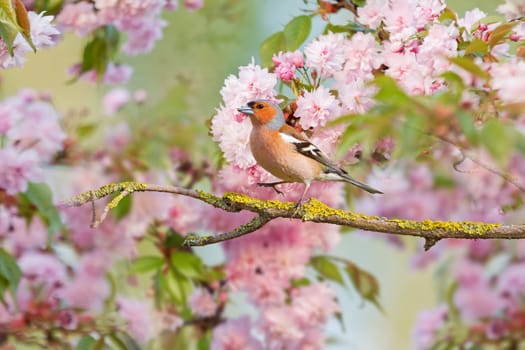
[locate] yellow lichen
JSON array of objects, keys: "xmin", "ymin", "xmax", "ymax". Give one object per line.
[
  {"xmin": 67, "ymin": 181, "xmax": 148, "ymax": 206},
  {"xmin": 389, "ymin": 218, "xmax": 500, "ymax": 236},
  {"xmin": 222, "ymin": 192, "xmax": 295, "ymax": 211},
  {"xmin": 301, "ymin": 198, "xmax": 381, "ymax": 222},
  {"xmin": 196, "ymin": 190, "xmax": 225, "ymax": 208}
]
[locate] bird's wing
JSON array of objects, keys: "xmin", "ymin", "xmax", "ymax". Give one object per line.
[
  {"xmin": 278, "ymin": 124, "xmax": 339, "ymax": 170},
  {"xmin": 278, "ymin": 124, "xmax": 383, "ymax": 194}
]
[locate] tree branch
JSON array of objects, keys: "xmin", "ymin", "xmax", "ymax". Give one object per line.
[{"xmin": 63, "ymin": 181, "xmax": 525, "ymax": 247}]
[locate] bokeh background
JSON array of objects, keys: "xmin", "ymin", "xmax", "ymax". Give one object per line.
[{"xmin": 3, "ymin": 0, "xmax": 503, "ymax": 348}]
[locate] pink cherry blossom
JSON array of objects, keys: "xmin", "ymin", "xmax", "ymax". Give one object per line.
[
  {"xmin": 62, "ymin": 274, "xmax": 110, "ymax": 310},
  {"xmin": 260, "ymin": 306, "xmax": 303, "ymax": 345},
  {"xmin": 120, "ymin": 17, "xmax": 168, "ymax": 55},
  {"xmin": 69, "ymin": 63, "xmax": 134, "ymax": 85},
  {"xmin": 95, "ymin": 0, "xmax": 166, "ymax": 23},
  {"xmin": 497, "ymin": 262, "xmax": 525, "ymax": 307},
  {"xmin": 294, "ymin": 86, "xmax": 342, "ymax": 129},
  {"xmin": 103, "ymin": 87, "xmax": 131, "ymax": 116},
  {"xmin": 304, "ymin": 32, "xmax": 347, "ymax": 78},
  {"xmin": 454, "ymin": 284, "xmax": 503, "ymax": 322},
  {"xmin": 357, "ymin": 0, "xmax": 387, "ymax": 29},
  {"xmin": 412, "ymin": 305, "xmax": 447, "ymax": 350},
  {"xmin": 7, "ymin": 99, "xmax": 66, "ymax": 161},
  {"xmin": 16, "ymin": 251, "xmax": 67, "ymax": 310},
  {"xmin": 0, "ymin": 148, "xmax": 41, "ymax": 195},
  {"xmin": 491, "ymin": 60, "xmax": 525, "ymax": 104},
  {"xmin": 272, "ymin": 50, "xmax": 304, "ymax": 82},
  {"xmin": 458, "ymin": 8, "xmax": 487, "ymax": 31},
  {"xmin": 184, "ymin": 0, "xmax": 204, "ymax": 11},
  {"xmin": 28, "ymin": 12, "xmax": 61, "ymax": 48},
  {"xmin": 291, "ymin": 282, "xmax": 340, "ymax": 327},
  {"xmin": 336, "ymin": 78, "xmax": 376, "ymax": 114},
  {"xmin": 498, "ymin": 0, "xmax": 525, "ymax": 20},
  {"xmin": 56, "ymin": 2, "xmax": 99, "ymax": 35},
  {"xmin": 211, "ymin": 316, "xmax": 263, "ymax": 350},
  {"xmin": 104, "ymin": 121, "xmax": 131, "ymax": 151},
  {"xmin": 340, "ymin": 32, "xmax": 382, "ymax": 81},
  {"xmin": 0, "ymin": 34, "xmax": 32, "ymax": 69},
  {"xmin": 189, "ymin": 288, "xmax": 217, "ymax": 317},
  {"xmin": 212, "ymin": 107, "xmax": 255, "ymax": 168},
  {"xmin": 9, "ymin": 216, "xmax": 47, "ymax": 254},
  {"xmin": 133, "ymin": 89, "xmax": 148, "ymax": 103},
  {"xmin": 117, "ymin": 297, "xmax": 154, "ymax": 344},
  {"xmin": 219, "ymin": 61, "xmax": 277, "ymax": 109}
]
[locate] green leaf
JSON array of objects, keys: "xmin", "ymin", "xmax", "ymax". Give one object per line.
[
  {"xmin": 283, "ymin": 15, "xmax": 311, "ymax": 51},
  {"xmin": 0, "ymin": 0, "xmax": 17, "ymax": 26},
  {"xmin": 323, "ymin": 23, "xmax": 350, "ymax": 34},
  {"xmin": 449, "ymin": 57, "xmax": 489, "ymax": 79},
  {"xmin": 335, "ymin": 123, "xmax": 366, "ymax": 158},
  {"xmin": 290, "ymin": 277, "xmax": 311, "ymax": 288},
  {"xmin": 260, "ymin": 31, "xmax": 285, "ymax": 67},
  {"xmin": 33, "ymin": 0, "xmax": 64, "ymax": 15},
  {"xmin": 440, "ymin": 71, "xmax": 465, "ymax": 91},
  {"xmin": 457, "ymin": 111, "xmax": 479, "ymax": 146},
  {"xmin": 0, "ymin": 0, "xmax": 20, "ymax": 55},
  {"xmin": 22, "ymin": 182, "xmax": 63, "ymax": 241},
  {"xmin": 373, "ymin": 76, "xmax": 413, "ymax": 107},
  {"xmin": 464, "ymin": 38, "xmax": 488, "ymax": 56},
  {"xmin": 396, "ymin": 113, "xmax": 428, "ymax": 159},
  {"xmin": 164, "ymin": 269, "xmax": 193, "ymax": 304},
  {"xmin": 488, "ymin": 22, "xmax": 518, "ymax": 48},
  {"xmin": 108, "ymin": 332, "xmax": 141, "ymax": 350},
  {"xmin": 0, "ymin": 248, "xmax": 21, "ymax": 302},
  {"xmin": 112, "ymin": 193, "xmax": 132, "ymax": 220},
  {"xmin": 76, "ymin": 335, "xmax": 96, "ymax": 350},
  {"xmin": 165, "ymin": 229, "xmax": 185, "ymax": 248},
  {"xmin": 438, "ymin": 7, "xmax": 457, "ymax": 23},
  {"xmin": 130, "ymin": 256, "xmax": 165, "ymax": 274},
  {"xmin": 310, "ymin": 256, "xmax": 344, "ymax": 286},
  {"xmin": 76, "ymin": 123, "xmax": 97, "ymax": 138},
  {"xmin": 343, "ymin": 259, "xmax": 382, "ymax": 311},
  {"xmin": 78, "ymin": 25, "xmax": 121, "ymax": 79},
  {"xmin": 197, "ymin": 334, "xmax": 211, "ymax": 350},
  {"xmin": 445, "ymin": 281, "xmax": 459, "ymax": 322},
  {"xmin": 139, "ymin": 139, "xmax": 169, "ymax": 169},
  {"xmin": 170, "ymin": 251, "xmax": 205, "ymax": 280},
  {"xmin": 480, "ymin": 119, "xmax": 515, "ymax": 167}
]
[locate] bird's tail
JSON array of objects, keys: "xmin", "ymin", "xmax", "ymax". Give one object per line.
[
  {"xmin": 339, "ymin": 172, "xmax": 383, "ymax": 194},
  {"xmin": 320, "ymin": 168, "xmax": 383, "ymax": 194}
]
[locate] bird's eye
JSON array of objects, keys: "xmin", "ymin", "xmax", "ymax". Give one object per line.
[{"xmin": 256, "ymin": 104, "xmax": 264, "ymax": 109}]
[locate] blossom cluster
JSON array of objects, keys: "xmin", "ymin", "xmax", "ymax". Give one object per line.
[
  {"xmin": 0, "ymin": 12, "xmax": 59, "ymax": 69},
  {"xmin": 3, "ymin": 0, "xmax": 203, "ymax": 83},
  {"xmin": 0, "ymin": 88, "xmax": 209, "ymax": 346}
]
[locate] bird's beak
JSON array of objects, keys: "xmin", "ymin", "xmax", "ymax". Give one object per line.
[{"xmin": 237, "ymin": 105, "xmax": 254, "ymax": 115}]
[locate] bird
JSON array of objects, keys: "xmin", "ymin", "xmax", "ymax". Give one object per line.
[{"xmin": 237, "ymin": 99, "xmax": 383, "ymax": 207}]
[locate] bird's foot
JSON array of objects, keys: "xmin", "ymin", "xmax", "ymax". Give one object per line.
[
  {"xmin": 292, "ymin": 201, "xmax": 303, "ymax": 218},
  {"xmin": 257, "ymin": 182, "xmax": 285, "ymax": 196}
]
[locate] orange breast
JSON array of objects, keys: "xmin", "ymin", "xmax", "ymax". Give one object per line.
[{"xmin": 249, "ymin": 126, "xmax": 322, "ymax": 183}]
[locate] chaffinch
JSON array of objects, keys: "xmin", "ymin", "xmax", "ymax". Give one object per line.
[{"xmin": 237, "ymin": 99, "xmax": 383, "ymax": 204}]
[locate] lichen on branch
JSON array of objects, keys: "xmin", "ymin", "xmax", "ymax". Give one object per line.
[{"xmin": 62, "ymin": 181, "xmax": 525, "ymax": 248}]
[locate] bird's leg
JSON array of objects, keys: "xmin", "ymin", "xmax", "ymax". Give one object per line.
[
  {"xmin": 256, "ymin": 181, "xmax": 289, "ymax": 195},
  {"xmin": 293, "ymin": 182, "xmax": 311, "ymax": 218}
]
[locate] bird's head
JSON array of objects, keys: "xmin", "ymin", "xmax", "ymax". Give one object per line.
[{"xmin": 237, "ymin": 100, "xmax": 285, "ymax": 130}]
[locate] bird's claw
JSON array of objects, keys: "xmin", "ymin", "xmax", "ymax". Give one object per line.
[
  {"xmin": 257, "ymin": 182, "xmax": 284, "ymax": 196},
  {"xmin": 292, "ymin": 201, "xmax": 303, "ymax": 218}
]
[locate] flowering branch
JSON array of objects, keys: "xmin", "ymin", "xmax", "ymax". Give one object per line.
[{"xmin": 63, "ymin": 181, "xmax": 525, "ymax": 248}]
